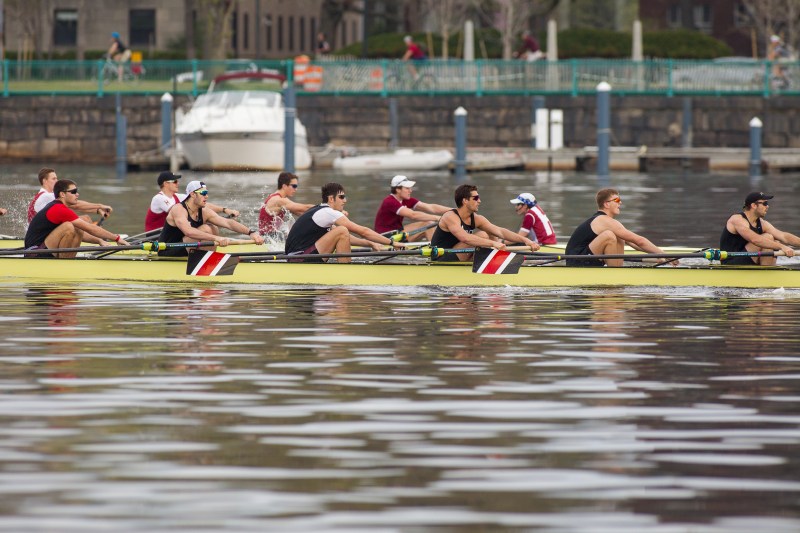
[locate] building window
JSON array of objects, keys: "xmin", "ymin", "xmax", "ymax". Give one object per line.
[
  {"xmin": 667, "ymin": 5, "xmax": 681, "ymax": 28},
  {"xmin": 278, "ymin": 16, "xmax": 283, "ymax": 51},
  {"xmin": 340, "ymin": 22, "xmax": 346, "ymax": 46},
  {"xmin": 53, "ymin": 9, "xmax": 78, "ymax": 46},
  {"xmin": 231, "ymin": 11, "xmax": 238, "ymax": 52},
  {"xmin": 266, "ymin": 14, "xmax": 272, "ymax": 51},
  {"xmin": 352, "ymin": 20, "xmax": 357, "ymax": 43},
  {"xmin": 693, "ymin": 4, "xmax": 711, "ymax": 31},
  {"xmin": 130, "ymin": 9, "xmax": 156, "ymax": 47},
  {"xmin": 244, "ymin": 13, "xmax": 249, "ymax": 49},
  {"xmin": 311, "ymin": 18, "xmax": 317, "ymax": 49},
  {"xmin": 289, "ymin": 16, "xmax": 294, "ymax": 51},
  {"xmin": 299, "ymin": 17, "xmax": 305, "ymax": 53}
]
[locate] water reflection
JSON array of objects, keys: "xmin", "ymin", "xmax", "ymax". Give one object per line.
[{"xmin": 1, "ymin": 285, "xmax": 800, "ymax": 530}]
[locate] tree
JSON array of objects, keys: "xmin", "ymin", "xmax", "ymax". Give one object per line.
[
  {"xmin": 4, "ymin": 0, "xmax": 52, "ymax": 59},
  {"xmin": 195, "ymin": 0, "xmax": 234, "ymax": 60},
  {"xmin": 741, "ymin": 0, "xmax": 800, "ymax": 56},
  {"xmin": 320, "ymin": 0, "xmax": 360, "ymax": 49},
  {"xmin": 491, "ymin": 0, "xmax": 558, "ymax": 59},
  {"xmin": 419, "ymin": 0, "xmax": 472, "ymax": 59}
]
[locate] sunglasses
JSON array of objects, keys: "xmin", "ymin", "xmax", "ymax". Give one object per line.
[
  {"xmin": 195, "ymin": 189, "xmax": 209, "ymax": 196},
  {"xmin": 470, "ymin": 194, "xmax": 480, "ymax": 201},
  {"xmin": 756, "ymin": 201, "xmax": 769, "ymax": 206},
  {"xmin": 608, "ymin": 197, "xmax": 622, "ymax": 204},
  {"xmin": 337, "ymin": 194, "xmax": 347, "ymax": 200},
  {"xmin": 166, "ymin": 179, "xmax": 179, "ymax": 184},
  {"xmin": 290, "ymin": 184, "xmax": 298, "ymax": 189},
  {"xmin": 65, "ymin": 188, "xmax": 79, "ymax": 195}
]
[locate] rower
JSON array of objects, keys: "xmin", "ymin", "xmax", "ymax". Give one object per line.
[
  {"xmin": 720, "ymin": 192, "xmax": 799, "ymax": 266},
  {"xmin": 29, "ymin": 167, "xmax": 113, "ymax": 245},
  {"xmin": 373, "ymin": 175, "xmax": 449, "ymax": 242},
  {"xmin": 258, "ymin": 172, "xmax": 313, "ymax": 236},
  {"xmin": 430, "ymin": 184, "xmax": 539, "ymax": 262},
  {"xmin": 145, "ymin": 171, "xmax": 238, "ymax": 232},
  {"xmin": 565, "ymin": 188, "xmax": 675, "ymax": 267},
  {"xmin": 509, "ymin": 192, "xmax": 557, "ymax": 245},
  {"xmin": 24, "ymin": 179, "xmax": 130, "ymax": 258},
  {"xmin": 157, "ymin": 180, "xmax": 263, "ymax": 256},
  {"xmin": 285, "ymin": 182, "xmax": 400, "ymax": 263}
]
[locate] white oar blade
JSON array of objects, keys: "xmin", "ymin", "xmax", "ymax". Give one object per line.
[
  {"xmin": 186, "ymin": 251, "xmax": 239, "ymax": 276},
  {"xmin": 472, "ymin": 248, "xmax": 524, "ymax": 274}
]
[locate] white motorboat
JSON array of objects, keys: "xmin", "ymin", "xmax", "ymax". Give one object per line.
[
  {"xmin": 175, "ymin": 71, "xmax": 312, "ymax": 171},
  {"xmin": 332, "ymin": 148, "xmax": 453, "ymax": 171}
]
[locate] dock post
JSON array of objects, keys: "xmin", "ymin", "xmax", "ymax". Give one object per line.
[
  {"xmin": 681, "ymin": 97, "xmax": 692, "ymax": 148},
  {"xmin": 115, "ymin": 93, "xmax": 127, "ymax": 179},
  {"xmin": 160, "ymin": 92, "xmax": 173, "ymax": 154},
  {"xmin": 284, "ymin": 84, "xmax": 296, "ymax": 173},
  {"xmin": 532, "ymin": 96, "xmax": 545, "ymax": 148},
  {"xmin": 749, "ymin": 117, "xmax": 762, "ymax": 178},
  {"xmin": 389, "ymin": 97, "xmax": 399, "ymax": 148},
  {"xmin": 454, "ymin": 106, "xmax": 468, "ymax": 182},
  {"xmin": 596, "ymin": 82, "xmax": 611, "ymax": 178}
]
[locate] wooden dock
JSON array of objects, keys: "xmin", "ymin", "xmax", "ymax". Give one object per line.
[{"xmin": 523, "ymin": 147, "xmax": 800, "ymax": 174}]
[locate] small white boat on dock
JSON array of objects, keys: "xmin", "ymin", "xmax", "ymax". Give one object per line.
[{"xmin": 332, "ymin": 149, "xmax": 453, "ymax": 171}]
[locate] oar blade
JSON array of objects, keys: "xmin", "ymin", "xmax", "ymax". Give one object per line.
[
  {"xmin": 186, "ymin": 251, "xmax": 240, "ymax": 276},
  {"xmin": 472, "ymin": 248, "xmax": 524, "ymax": 274}
]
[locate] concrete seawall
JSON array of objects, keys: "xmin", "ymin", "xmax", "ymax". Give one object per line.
[{"xmin": 0, "ymin": 94, "xmax": 798, "ymax": 166}]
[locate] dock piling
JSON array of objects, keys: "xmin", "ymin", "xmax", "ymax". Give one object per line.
[
  {"xmin": 454, "ymin": 106, "xmax": 468, "ymax": 182},
  {"xmin": 596, "ymin": 82, "xmax": 611, "ymax": 178},
  {"xmin": 749, "ymin": 117, "xmax": 762, "ymax": 178},
  {"xmin": 284, "ymin": 85, "xmax": 296, "ymax": 173}
]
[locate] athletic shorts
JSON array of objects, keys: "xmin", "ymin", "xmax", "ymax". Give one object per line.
[
  {"xmin": 24, "ymin": 244, "xmax": 54, "ymax": 259},
  {"xmin": 287, "ymin": 245, "xmax": 322, "ymax": 263},
  {"xmin": 565, "ymin": 246, "xmax": 604, "ymax": 267}
]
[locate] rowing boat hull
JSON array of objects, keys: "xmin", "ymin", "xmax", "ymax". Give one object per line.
[{"xmin": 0, "ymin": 256, "xmax": 797, "ymax": 288}]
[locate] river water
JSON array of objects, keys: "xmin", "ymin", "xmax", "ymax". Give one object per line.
[{"xmin": 1, "ymin": 165, "xmax": 800, "ymax": 531}]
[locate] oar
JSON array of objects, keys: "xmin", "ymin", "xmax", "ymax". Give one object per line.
[
  {"xmin": 235, "ymin": 248, "xmax": 442, "ymax": 262},
  {"xmin": 513, "ymin": 249, "xmax": 790, "ymax": 262},
  {"xmin": 0, "ymin": 241, "xmax": 226, "ymax": 257},
  {"xmin": 381, "ymin": 221, "xmax": 439, "ymax": 241}
]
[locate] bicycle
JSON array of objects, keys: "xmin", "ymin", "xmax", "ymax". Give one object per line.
[
  {"xmin": 96, "ymin": 56, "xmax": 145, "ymax": 85},
  {"xmin": 384, "ymin": 60, "xmax": 436, "ymax": 92}
]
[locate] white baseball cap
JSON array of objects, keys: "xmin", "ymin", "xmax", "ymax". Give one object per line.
[
  {"xmin": 391, "ymin": 175, "xmax": 416, "ymax": 188},
  {"xmin": 186, "ymin": 180, "xmax": 206, "ymax": 194},
  {"xmin": 771, "ymin": 35, "xmax": 781, "ymax": 43},
  {"xmin": 510, "ymin": 193, "xmax": 536, "ymax": 206}
]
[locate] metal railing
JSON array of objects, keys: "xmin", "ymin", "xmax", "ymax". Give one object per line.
[{"xmin": 0, "ymin": 58, "xmax": 797, "ymax": 98}]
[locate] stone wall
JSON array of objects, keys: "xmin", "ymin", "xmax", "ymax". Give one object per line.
[{"xmin": 0, "ymin": 94, "xmax": 798, "ymax": 164}]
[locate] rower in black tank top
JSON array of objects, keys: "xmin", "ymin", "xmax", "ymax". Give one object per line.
[
  {"xmin": 158, "ymin": 199, "xmax": 205, "ymax": 257},
  {"xmin": 430, "ymin": 209, "xmax": 476, "ymax": 261},
  {"xmin": 565, "ymin": 211, "xmax": 606, "ymax": 267},
  {"xmin": 720, "ymin": 212, "xmax": 763, "ymax": 265}
]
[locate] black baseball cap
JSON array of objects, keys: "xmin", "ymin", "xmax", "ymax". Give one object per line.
[
  {"xmin": 157, "ymin": 171, "xmax": 181, "ymax": 186},
  {"xmin": 744, "ymin": 192, "xmax": 773, "ymax": 207}
]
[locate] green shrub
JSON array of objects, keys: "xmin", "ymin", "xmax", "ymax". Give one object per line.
[
  {"xmin": 643, "ymin": 29, "xmax": 732, "ymax": 58},
  {"xmin": 334, "ymin": 29, "xmax": 504, "ymax": 59}
]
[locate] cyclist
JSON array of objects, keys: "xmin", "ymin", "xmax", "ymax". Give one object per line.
[
  {"xmin": 401, "ymin": 35, "xmax": 427, "ymax": 79},
  {"xmin": 107, "ymin": 32, "xmax": 131, "ymax": 82},
  {"xmin": 513, "ymin": 30, "xmax": 544, "ymax": 62},
  {"xmin": 768, "ymin": 35, "xmax": 791, "ymax": 89}
]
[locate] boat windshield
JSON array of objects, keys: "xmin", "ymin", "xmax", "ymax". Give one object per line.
[{"xmin": 192, "ymin": 91, "xmax": 282, "ymax": 109}]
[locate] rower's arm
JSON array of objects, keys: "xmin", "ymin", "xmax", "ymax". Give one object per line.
[
  {"xmin": 415, "ymin": 201, "xmax": 450, "ymax": 216},
  {"xmin": 337, "ymin": 217, "xmax": 394, "ymax": 246},
  {"xmin": 205, "ymin": 210, "xmax": 264, "ymax": 244},
  {"xmin": 73, "ymin": 200, "xmax": 112, "ymax": 216},
  {"xmin": 731, "ymin": 217, "xmax": 786, "ymax": 251},
  {"xmin": 763, "ymin": 220, "xmax": 800, "ymax": 248},
  {"xmin": 72, "ymin": 218, "xmax": 129, "ymax": 245},
  {"xmin": 283, "ymin": 199, "xmax": 314, "ymax": 216},
  {"xmin": 397, "ymin": 205, "xmax": 439, "ymax": 222},
  {"xmin": 477, "ymin": 217, "xmax": 538, "ymax": 249}
]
